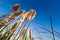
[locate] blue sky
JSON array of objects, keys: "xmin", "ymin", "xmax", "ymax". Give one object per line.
[{"xmin": 0, "ymin": 0, "xmax": 60, "ymax": 40}]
